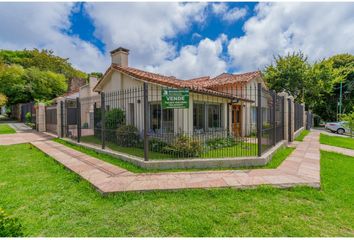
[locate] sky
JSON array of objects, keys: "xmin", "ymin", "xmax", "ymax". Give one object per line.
[{"xmin": 0, "ymin": 2, "xmax": 354, "ymax": 79}]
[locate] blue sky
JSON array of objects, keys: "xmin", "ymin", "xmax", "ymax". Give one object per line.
[
  {"xmin": 1, "ymin": 2, "xmax": 353, "ymax": 79},
  {"xmin": 68, "ymin": 2, "xmax": 257, "ymax": 57}
]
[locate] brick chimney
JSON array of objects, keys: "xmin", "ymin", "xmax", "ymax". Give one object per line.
[{"xmin": 110, "ymin": 47, "xmax": 129, "ymax": 67}]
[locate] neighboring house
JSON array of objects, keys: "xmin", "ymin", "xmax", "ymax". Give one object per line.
[
  {"xmin": 79, "ymin": 76, "xmax": 99, "ymax": 129},
  {"xmin": 93, "ymin": 47, "xmax": 264, "ymax": 138}
]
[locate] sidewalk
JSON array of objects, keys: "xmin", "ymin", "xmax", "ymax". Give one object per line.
[{"xmin": 1, "ymin": 128, "xmax": 321, "ymax": 193}]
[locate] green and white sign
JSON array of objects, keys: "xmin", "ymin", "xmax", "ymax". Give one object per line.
[{"xmin": 161, "ymin": 88, "xmax": 189, "ymax": 109}]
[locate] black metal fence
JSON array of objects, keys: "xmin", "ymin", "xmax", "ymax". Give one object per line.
[
  {"xmin": 306, "ymin": 111, "xmax": 313, "ymax": 130},
  {"xmin": 294, "ymin": 102, "xmax": 304, "ymax": 132},
  {"xmin": 20, "ymin": 102, "xmax": 36, "ymax": 124},
  {"xmin": 45, "ymin": 104, "xmax": 57, "ymax": 134},
  {"xmin": 61, "ymin": 83, "xmax": 295, "ymax": 161}
]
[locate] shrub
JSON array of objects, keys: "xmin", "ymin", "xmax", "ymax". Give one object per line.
[
  {"xmin": 116, "ymin": 125, "xmax": 140, "ymax": 147},
  {"xmin": 25, "ymin": 112, "xmax": 31, "ymax": 123},
  {"xmin": 105, "ymin": 108, "xmax": 125, "ymax": 129},
  {"xmin": 105, "ymin": 108, "xmax": 125, "ymax": 142},
  {"xmin": 205, "ymin": 136, "xmax": 236, "ymax": 150},
  {"xmin": 0, "ymin": 208, "xmax": 23, "ymax": 237},
  {"xmin": 149, "ymin": 138, "xmax": 169, "ymax": 152},
  {"xmin": 163, "ymin": 134, "xmax": 203, "ymax": 157}
]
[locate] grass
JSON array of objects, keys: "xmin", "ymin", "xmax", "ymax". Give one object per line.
[
  {"xmin": 54, "ymin": 138, "xmax": 293, "ymax": 173},
  {"xmin": 294, "ymin": 130, "xmax": 310, "ymax": 141},
  {"xmin": 80, "ymin": 136, "xmax": 173, "ymax": 159},
  {"xmin": 320, "ymin": 133, "xmax": 354, "ymax": 150},
  {"xmin": 0, "ymin": 124, "xmax": 15, "ymax": 134},
  {"xmin": 0, "ymin": 144, "xmax": 353, "ymax": 236},
  {"xmin": 80, "ymin": 135, "xmax": 259, "ymax": 160}
]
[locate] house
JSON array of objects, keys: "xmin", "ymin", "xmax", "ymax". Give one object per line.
[{"xmin": 93, "ymin": 47, "xmax": 265, "ymax": 139}]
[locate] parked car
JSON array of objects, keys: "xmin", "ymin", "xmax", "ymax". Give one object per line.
[{"xmin": 325, "ymin": 121, "xmax": 349, "ymax": 134}]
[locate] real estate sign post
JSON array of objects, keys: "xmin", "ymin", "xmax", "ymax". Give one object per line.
[{"xmin": 162, "ymin": 89, "xmax": 189, "ymax": 109}]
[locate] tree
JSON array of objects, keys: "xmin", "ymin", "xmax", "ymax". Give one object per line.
[
  {"xmin": 341, "ymin": 109, "xmax": 354, "ymax": 138},
  {"xmin": 0, "ymin": 49, "xmax": 87, "ymax": 80},
  {"xmin": 0, "ymin": 94, "xmax": 7, "ymax": 107},
  {"xmin": 0, "ymin": 64, "xmax": 67, "ymax": 105},
  {"xmin": 311, "ymin": 54, "xmax": 354, "ymax": 121},
  {"xmin": 263, "ymin": 52, "xmax": 311, "ymax": 102}
]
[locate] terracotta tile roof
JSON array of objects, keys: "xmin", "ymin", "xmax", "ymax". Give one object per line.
[
  {"xmin": 112, "ymin": 65, "xmax": 252, "ymax": 100},
  {"xmin": 94, "ymin": 64, "xmax": 254, "ymax": 102},
  {"xmin": 186, "ymin": 71, "xmax": 262, "ymax": 88}
]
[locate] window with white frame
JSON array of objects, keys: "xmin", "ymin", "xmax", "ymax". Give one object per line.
[
  {"xmin": 149, "ymin": 103, "xmax": 174, "ymax": 133},
  {"xmin": 193, "ymin": 102, "xmax": 222, "ymax": 132}
]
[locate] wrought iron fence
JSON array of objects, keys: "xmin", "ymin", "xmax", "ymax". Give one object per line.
[
  {"xmin": 45, "ymin": 104, "xmax": 57, "ymax": 134},
  {"xmin": 294, "ymin": 102, "xmax": 304, "ymax": 131},
  {"xmin": 20, "ymin": 102, "xmax": 36, "ymax": 124},
  {"xmin": 62, "ymin": 83, "xmax": 289, "ymax": 160}
]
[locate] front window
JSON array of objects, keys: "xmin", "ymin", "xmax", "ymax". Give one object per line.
[
  {"xmin": 208, "ymin": 104, "xmax": 221, "ymax": 129},
  {"xmin": 149, "ymin": 103, "xmax": 174, "ymax": 133},
  {"xmin": 193, "ymin": 102, "xmax": 222, "ymax": 132}
]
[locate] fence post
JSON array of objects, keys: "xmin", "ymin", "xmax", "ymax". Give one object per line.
[
  {"xmin": 272, "ymin": 90, "xmax": 276, "ymax": 146},
  {"xmin": 76, "ymin": 97, "xmax": 81, "ymax": 143},
  {"xmin": 288, "ymin": 98, "xmax": 293, "ymax": 142},
  {"xmin": 143, "ymin": 83, "xmax": 149, "ymax": 161},
  {"xmin": 101, "ymin": 92, "xmax": 106, "ymax": 149},
  {"xmin": 257, "ymin": 83, "xmax": 262, "ymax": 157},
  {"xmin": 60, "ymin": 101, "xmax": 64, "ymax": 138}
]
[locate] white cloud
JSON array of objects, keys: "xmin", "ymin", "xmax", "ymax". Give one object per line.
[
  {"xmin": 146, "ymin": 35, "xmax": 227, "ymax": 79},
  {"xmin": 85, "ymin": 2, "xmax": 207, "ymax": 69},
  {"xmin": 228, "ymin": 2, "xmax": 354, "ymax": 72},
  {"xmin": 212, "ymin": 3, "xmax": 247, "ymax": 23},
  {"xmin": 0, "ymin": 3, "xmax": 107, "ymax": 73}
]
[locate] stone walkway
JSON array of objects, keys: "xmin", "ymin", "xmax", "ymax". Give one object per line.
[
  {"xmin": 0, "ymin": 124, "xmax": 323, "ymax": 193},
  {"xmin": 320, "ymin": 144, "xmax": 354, "ymax": 157}
]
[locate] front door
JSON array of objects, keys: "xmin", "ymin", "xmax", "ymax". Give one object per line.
[{"xmin": 232, "ymin": 105, "xmax": 242, "ymax": 136}]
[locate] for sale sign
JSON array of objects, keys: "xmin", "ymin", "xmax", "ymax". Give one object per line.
[{"xmin": 161, "ymin": 89, "xmax": 189, "ymax": 109}]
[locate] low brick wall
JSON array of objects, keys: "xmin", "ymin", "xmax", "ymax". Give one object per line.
[{"xmin": 62, "ymin": 138, "xmax": 287, "ymax": 170}]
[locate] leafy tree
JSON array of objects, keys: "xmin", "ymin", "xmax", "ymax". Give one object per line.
[
  {"xmin": 89, "ymin": 72, "xmax": 103, "ymax": 78},
  {"xmin": 0, "ymin": 64, "xmax": 28, "ymax": 105},
  {"xmin": 0, "ymin": 94, "xmax": 7, "ymax": 107},
  {"xmin": 341, "ymin": 109, "xmax": 354, "ymax": 138},
  {"xmin": 264, "ymin": 52, "xmax": 311, "ymax": 102},
  {"xmin": 312, "ymin": 54, "xmax": 354, "ymax": 121},
  {"xmin": 0, "ymin": 64, "xmax": 67, "ymax": 105},
  {"xmin": 0, "ymin": 49, "xmax": 87, "ymax": 80}
]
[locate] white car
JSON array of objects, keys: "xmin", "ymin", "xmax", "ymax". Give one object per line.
[{"xmin": 325, "ymin": 121, "xmax": 349, "ymax": 135}]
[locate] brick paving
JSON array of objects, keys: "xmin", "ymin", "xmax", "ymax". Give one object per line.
[{"xmin": 1, "ymin": 126, "xmax": 323, "ymax": 193}]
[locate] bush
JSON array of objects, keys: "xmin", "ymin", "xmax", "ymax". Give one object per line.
[
  {"xmin": 149, "ymin": 138, "xmax": 169, "ymax": 152},
  {"xmin": 25, "ymin": 112, "xmax": 31, "ymax": 123},
  {"xmin": 163, "ymin": 134, "xmax": 203, "ymax": 158},
  {"xmin": 205, "ymin": 137, "xmax": 236, "ymax": 150},
  {"xmin": 116, "ymin": 125, "xmax": 140, "ymax": 147},
  {"xmin": 105, "ymin": 108, "xmax": 125, "ymax": 142},
  {"xmin": 82, "ymin": 122, "xmax": 89, "ymax": 129},
  {"xmin": 0, "ymin": 208, "xmax": 23, "ymax": 237},
  {"xmin": 105, "ymin": 108, "xmax": 125, "ymax": 129}
]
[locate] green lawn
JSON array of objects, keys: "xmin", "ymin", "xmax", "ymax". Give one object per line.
[
  {"xmin": 320, "ymin": 133, "xmax": 354, "ymax": 150},
  {"xmin": 80, "ymin": 135, "xmax": 259, "ymax": 160},
  {"xmin": 295, "ymin": 130, "xmax": 310, "ymax": 141},
  {"xmin": 0, "ymin": 124, "xmax": 15, "ymax": 134},
  {"xmin": 80, "ymin": 136, "xmax": 173, "ymax": 159},
  {"xmin": 54, "ymin": 138, "xmax": 294, "ymax": 173},
  {"xmin": 0, "ymin": 144, "xmax": 353, "ymax": 236}
]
